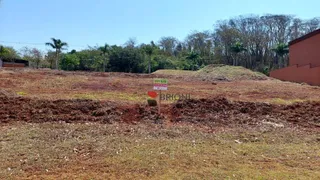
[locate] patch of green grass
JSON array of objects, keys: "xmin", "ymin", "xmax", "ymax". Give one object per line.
[
  {"xmin": 72, "ymin": 92, "xmax": 145, "ymax": 102},
  {"xmin": 16, "ymin": 91, "xmax": 27, "ymax": 96},
  {"xmin": 103, "ymin": 92, "xmax": 144, "ymax": 102},
  {"xmin": 152, "ymin": 69, "xmax": 195, "ymax": 76},
  {"xmin": 270, "ymin": 98, "xmax": 305, "ymax": 105}
]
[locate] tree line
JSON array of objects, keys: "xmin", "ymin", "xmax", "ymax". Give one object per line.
[{"xmin": 1, "ymin": 14, "xmax": 319, "ymax": 74}]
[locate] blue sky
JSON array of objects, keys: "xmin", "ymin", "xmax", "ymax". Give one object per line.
[{"xmin": 1, "ymin": 0, "xmax": 319, "ymax": 51}]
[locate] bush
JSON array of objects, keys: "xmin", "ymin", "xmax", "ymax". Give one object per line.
[{"xmin": 147, "ymin": 99, "xmax": 157, "ymax": 106}]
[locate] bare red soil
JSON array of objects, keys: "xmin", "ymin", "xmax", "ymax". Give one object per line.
[
  {"xmin": 1, "ymin": 91, "xmax": 319, "ymax": 130},
  {"xmin": 172, "ymin": 97, "xmax": 320, "ymax": 129}
]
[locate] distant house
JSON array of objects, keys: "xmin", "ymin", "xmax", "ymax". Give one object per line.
[
  {"xmin": 0, "ymin": 58, "xmax": 29, "ymax": 68},
  {"xmin": 270, "ymin": 29, "xmax": 320, "ymax": 85}
]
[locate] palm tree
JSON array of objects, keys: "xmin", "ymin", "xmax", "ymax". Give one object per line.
[
  {"xmin": 98, "ymin": 43, "xmax": 111, "ymax": 72},
  {"xmin": 45, "ymin": 38, "xmax": 68, "ymax": 69},
  {"xmin": 230, "ymin": 42, "xmax": 247, "ymax": 66},
  {"xmin": 272, "ymin": 43, "xmax": 289, "ymax": 68},
  {"xmin": 143, "ymin": 44, "xmax": 154, "ymax": 73},
  {"xmin": 186, "ymin": 51, "xmax": 200, "ymax": 70}
]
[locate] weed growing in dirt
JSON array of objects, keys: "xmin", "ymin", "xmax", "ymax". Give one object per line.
[
  {"xmin": 16, "ymin": 91, "xmax": 27, "ymax": 96},
  {"xmin": 270, "ymin": 98, "xmax": 305, "ymax": 104}
]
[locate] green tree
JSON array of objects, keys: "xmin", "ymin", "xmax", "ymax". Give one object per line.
[
  {"xmin": 0, "ymin": 45, "xmax": 20, "ymax": 62},
  {"xmin": 185, "ymin": 31, "xmax": 212, "ymax": 62},
  {"xmin": 108, "ymin": 46, "xmax": 144, "ymax": 73},
  {"xmin": 98, "ymin": 44, "xmax": 111, "ymax": 72},
  {"xmin": 142, "ymin": 44, "xmax": 154, "ymax": 73},
  {"xmin": 69, "ymin": 49, "xmax": 77, "ymax": 54},
  {"xmin": 0, "ymin": 45, "xmax": 9, "ymax": 58},
  {"xmin": 186, "ymin": 51, "xmax": 201, "ymax": 70},
  {"xmin": 272, "ymin": 43, "xmax": 289, "ymax": 68},
  {"xmin": 60, "ymin": 54, "xmax": 80, "ymax": 70},
  {"xmin": 75, "ymin": 48, "xmax": 104, "ymax": 71},
  {"xmin": 45, "ymin": 51, "xmax": 56, "ymax": 69},
  {"xmin": 45, "ymin": 38, "xmax": 68, "ymax": 69},
  {"xmin": 230, "ymin": 42, "xmax": 247, "ymax": 66}
]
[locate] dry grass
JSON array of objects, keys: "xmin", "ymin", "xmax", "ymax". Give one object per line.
[
  {"xmin": 196, "ymin": 65, "xmax": 267, "ymax": 81},
  {"xmin": 0, "ymin": 123, "xmax": 319, "ymax": 179},
  {"xmin": 153, "ymin": 65, "xmax": 267, "ymax": 81},
  {"xmin": 153, "ymin": 69, "xmax": 195, "ymax": 76}
]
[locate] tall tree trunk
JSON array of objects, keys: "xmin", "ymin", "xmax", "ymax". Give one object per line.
[
  {"xmin": 148, "ymin": 57, "xmax": 151, "ymax": 74},
  {"xmin": 55, "ymin": 50, "xmax": 59, "ymax": 70},
  {"xmin": 280, "ymin": 55, "xmax": 285, "ymax": 68},
  {"xmin": 232, "ymin": 54, "xmax": 236, "ymax": 66},
  {"xmin": 103, "ymin": 56, "xmax": 106, "ymax": 72},
  {"xmin": 275, "ymin": 55, "xmax": 279, "ymax": 69}
]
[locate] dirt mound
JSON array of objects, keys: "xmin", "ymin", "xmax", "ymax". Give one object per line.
[
  {"xmin": 153, "ymin": 64, "xmax": 268, "ymax": 82},
  {"xmin": 172, "ymin": 97, "xmax": 320, "ymax": 128},
  {"xmin": 196, "ymin": 64, "xmax": 267, "ymax": 81},
  {"xmin": 1, "ymin": 92, "xmax": 319, "ymax": 129},
  {"xmin": 0, "ymin": 94, "xmax": 157, "ymax": 124}
]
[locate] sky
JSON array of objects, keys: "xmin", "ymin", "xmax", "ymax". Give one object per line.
[{"xmin": 1, "ymin": 0, "xmax": 319, "ymax": 52}]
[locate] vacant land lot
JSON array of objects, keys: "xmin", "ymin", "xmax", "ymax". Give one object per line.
[
  {"xmin": 1, "ymin": 68, "xmax": 320, "ymax": 104},
  {"xmin": 0, "ymin": 68, "xmax": 319, "ymax": 179}
]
